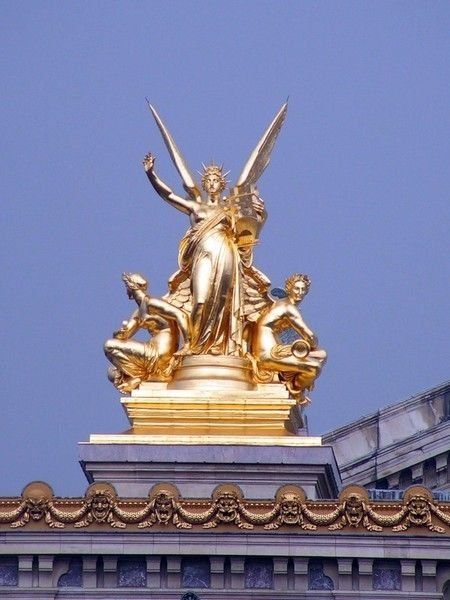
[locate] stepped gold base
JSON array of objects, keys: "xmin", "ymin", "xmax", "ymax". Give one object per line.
[
  {"xmin": 113, "ymin": 379, "xmax": 309, "ymax": 442},
  {"xmin": 95, "ymin": 356, "xmax": 316, "ymax": 445}
]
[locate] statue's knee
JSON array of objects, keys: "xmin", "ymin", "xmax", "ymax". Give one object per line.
[{"xmin": 104, "ymin": 339, "xmax": 119, "ymax": 355}]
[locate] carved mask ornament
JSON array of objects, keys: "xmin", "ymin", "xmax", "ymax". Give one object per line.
[
  {"xmin": 280, "ymin": 493, "xmax": 302, "ymax": 524},
  {"xmin": 344, "ymin": 493, "xmax": 365, "ymax": 527}
]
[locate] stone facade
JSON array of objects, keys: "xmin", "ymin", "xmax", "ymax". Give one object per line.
[
  {"xmin": 79, "ymin": 442, "xmax": 341, "ymax": 500},
  {"xmin": 1, "ymin": 477, "xmax": 450, "ymax": 598},
  {"xmin": 1, "ymin": 532, "xmax": 450, "ymax": 598},
  {"xmin": 2, "ymin": 381, "xmax": 450, "ymax": 598},
  {"xmin": 324, "ymin": 381, "xmax": 450, "ymax": 492}
]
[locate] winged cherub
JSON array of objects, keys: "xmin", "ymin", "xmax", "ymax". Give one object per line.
[
  {"xmin": 249, "ymin": 274, "xmax": 327, "ymax": 404},
  {"xmin": 104, "ymin": 273, "xmax": 190, "ymax": 392}
]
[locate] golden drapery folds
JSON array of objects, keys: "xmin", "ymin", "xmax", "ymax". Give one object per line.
[
  {"xmin": 170, "ymin": 206, "xmax": 242, "ymax": 356},
  {"xmin": 104, "ymin": 103, "xmax": 327, "ymax": 407}
]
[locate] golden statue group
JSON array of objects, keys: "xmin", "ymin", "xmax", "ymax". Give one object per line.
[{"xmin": 104, "ymin": 104, "xmax": 326, "ymax": 406}]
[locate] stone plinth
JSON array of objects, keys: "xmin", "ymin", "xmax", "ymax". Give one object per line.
[
  {"xmin": 80, "ymin": 381, "xmax": 340, "ymax": 500},
  {"xmin": 79, "ymin": 441, "xmax": 340, "ymax": 500}
]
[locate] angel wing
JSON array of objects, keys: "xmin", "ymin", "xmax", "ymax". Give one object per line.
[
  {"xmin": 163, "ymin": 269, "xmax": 193, "ymax": 314},
  {"xmin": 241, "ymin": 266, "xmax": 273, "ymax": 322},
  {"xmin": 235, "ymin": 102, "xmax": 288, "ymax": 189},
  {"xmin": 147, "ymin": 102, "xmax": 201, "ymax": 200},
  {"xmin": 164, "ymin": 264, "xmax": 273, "ymax": 323}
]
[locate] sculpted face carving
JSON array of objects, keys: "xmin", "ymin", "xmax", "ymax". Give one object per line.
[
  {"xmin": 407, "ymin": 495, "xmax": 430, "ymax": 525},
  {"xmin": 201, "ymin": 166, "xmax": 226, "ymax": 195},
  {"xmin": 90, "ymin": 491, "xmax": 114, "ymax": 522},
  {"xmin": 3, "ymin": 482, "xmax": 446, "ymax": 533},
  {"xmin": 154, "ymin": 492, "xmax": 175, "ymax": 524},
  {"xmin": 26, "ymin": 496, "xmax": 48, "ymax": 521},
  {"xmin": 280, "ymin": 493, "xmax": 302, "ymax": 524},
  {"xmin": 344, "ymin": 493, "xmax": 365, "ymax": 526},
  {"xmin": 216, "ymin": 492, "xmax": 239, "ymax": 522}
]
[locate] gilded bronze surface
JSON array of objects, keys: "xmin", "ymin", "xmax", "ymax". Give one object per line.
[
  {"xmin": 115, "ymin": 381, "xmax": 312, "ymax": 441},
  {"xmin": 104, "ymin": 273, "xmax": 190, "ymax": 391},
  {"xmin": 1, "ymin": 482, "xmax": 448, "ymax": 535},
  {"xmin": 104, "ymin": 104, "xmax": 327, "ymax": 424}
]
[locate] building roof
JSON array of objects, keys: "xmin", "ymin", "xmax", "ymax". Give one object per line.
[{"xmin": 323, "ymin": 381, "xmax": 450, "ymax": 489}]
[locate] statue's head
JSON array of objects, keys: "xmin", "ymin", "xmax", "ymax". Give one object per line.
[
  {"xmin": 122, "ymin": 273, "xmax": 148, "ymax": 298},
  {"xmin": 200, "ymin": 164, "xmax": 227, "ymax": 195},
  {"xmin": 285, "ymin": 273, "xmax": 311, "ymax": 302}
]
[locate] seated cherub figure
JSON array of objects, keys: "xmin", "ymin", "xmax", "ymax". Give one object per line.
[
  {"xmin": 250, "ymin": 273, "xmax": 326, "ymax": 404},
  {"xmin": 104, "ymin": 273, "xmax": 190, "ymax": 392}
]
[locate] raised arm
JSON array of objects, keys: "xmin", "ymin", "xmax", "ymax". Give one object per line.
[{"xmin": 143, "ymin": 153, "xmax": 200, "ymax": 215}]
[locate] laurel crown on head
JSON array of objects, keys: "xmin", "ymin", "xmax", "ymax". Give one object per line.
[{"xmin": 285, "ymin": 273, "xmax": 311, "ymax": 296}]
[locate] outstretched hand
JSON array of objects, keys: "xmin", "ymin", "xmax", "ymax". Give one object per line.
[{"xmin": 143, "ymin": 152, "xmax": 155, "ymax": 172}]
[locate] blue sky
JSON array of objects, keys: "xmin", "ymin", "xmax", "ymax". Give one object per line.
[{"xmin": 1, "ymin": 1, "xmax": 449, "ymax": 495}]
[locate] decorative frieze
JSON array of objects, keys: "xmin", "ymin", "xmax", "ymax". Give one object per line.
[{"xmin": 1, "ymin": 480, "xmax": 450, "ymax": 535}]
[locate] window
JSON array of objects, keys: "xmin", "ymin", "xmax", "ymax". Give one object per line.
[
  {"xmin": 57, "ymin": 557, "xmax": 82, "ymax": 588},
  {"xmin": 0, "ymin": 557, "xmax": 18, "ymax": 587},
  {"xmin": 181, "ymin": 557, "xmax": 210, "ymax": 589},
  {"xmin": 117, "ymin": 556, "xmax": 146, "ymax": 588},
  {"xmin": 373, "ymin": 560, "xmax": 401, "ymax": 591},
  {"xmin": 308, "ymin": 559, "xmax": 334, "ymax": 590},
  {"xmin": 244, "ymin": 557, "xmax": 273, "ymax": 589}
]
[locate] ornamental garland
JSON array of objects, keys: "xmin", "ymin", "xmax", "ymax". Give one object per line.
[{"xmin": 0, "ymin": 481, "xmax": 446, "ymax": 534}]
